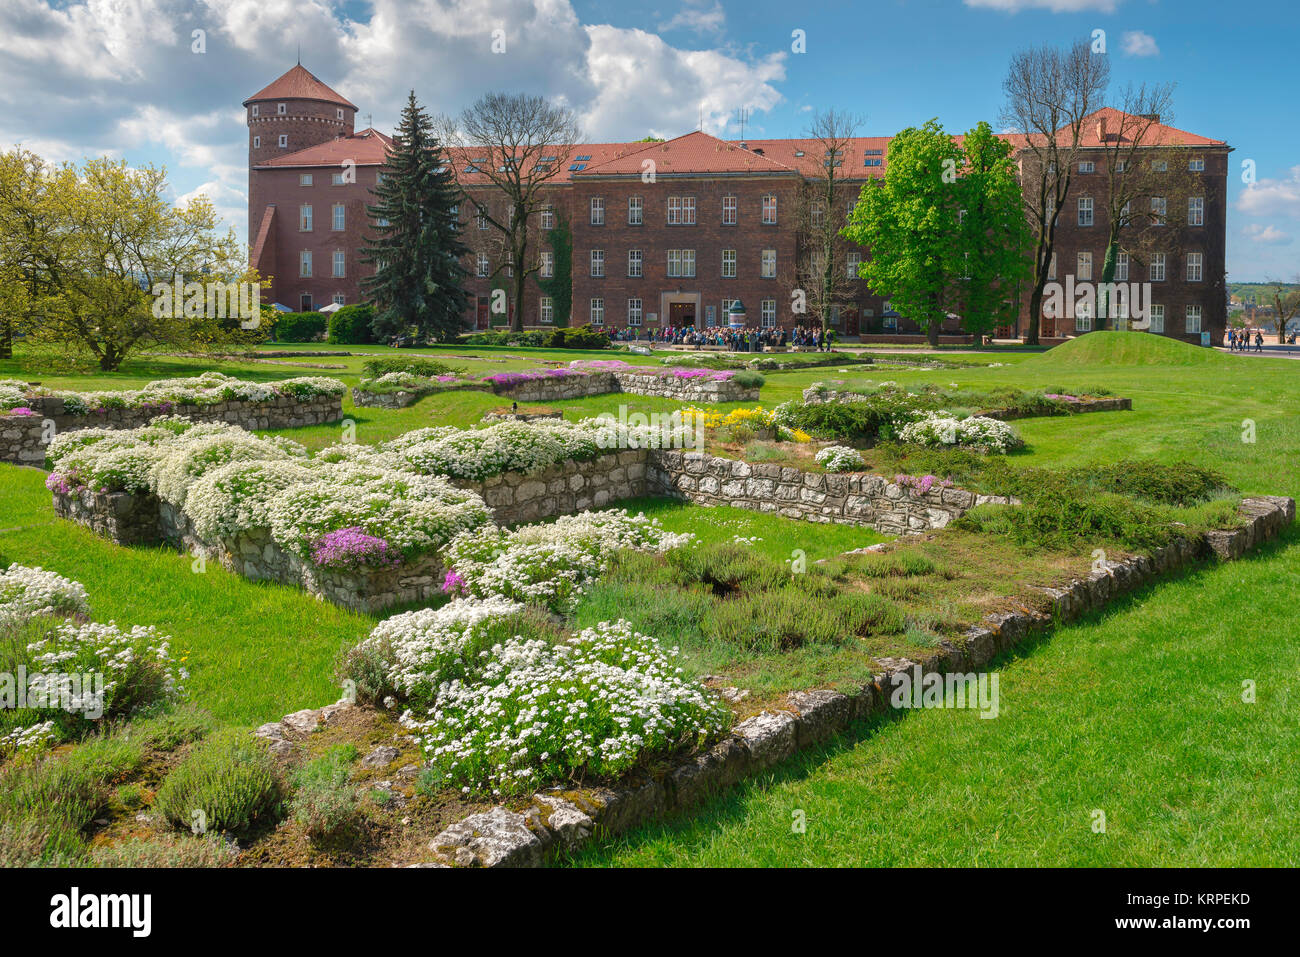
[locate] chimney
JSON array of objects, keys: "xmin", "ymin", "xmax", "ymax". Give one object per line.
[{"xmin": 1095, "ymin": 114, "xmax": 1107, "ymax": 142}]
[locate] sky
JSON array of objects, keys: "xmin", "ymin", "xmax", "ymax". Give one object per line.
[{"xmin": 4, "ymin": 0, "xmax": 1297, "ymax": 281}]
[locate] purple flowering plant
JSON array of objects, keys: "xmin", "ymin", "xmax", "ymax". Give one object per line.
[{"xmin": 310, "ymin": 526, "xmax": 402, "ymax": 569}]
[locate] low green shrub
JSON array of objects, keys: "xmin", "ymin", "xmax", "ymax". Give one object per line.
[
  {"xmin": 274, "ymin": 311, "xmax": 327, "ymax": 342},
  {"xmin": 361, "ymin": 356, "xmax": 460, "ymax": 379},
  {"xmin": 730, "ymin": 370, "xmax": 766, "ymax": 388},
  {"xmin": 326, "ymin": 304, "xmax": 377, "ymax": 344},
  {"xmin": 129, "ymin": 704, "xmax": 216, "ymax": 752},
  {"xmin": 87, "ymin": 835, "xmax": 237, "ymax": 868},
  {"xmin": 154, "ymin": 728, "xmax": 283, "ymax": 835},
  {"xmin": 289, "ymin": 747, "xmax": 361, "ymax": 845}
]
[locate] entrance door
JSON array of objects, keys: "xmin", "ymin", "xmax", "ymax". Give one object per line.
[
  {"xmin": 669, "ymin": 301, "xmax": 695, "ymax": 326},
  {"xmin": 300, "ymin": 294, "xmax": 313, "ymax": 312}
]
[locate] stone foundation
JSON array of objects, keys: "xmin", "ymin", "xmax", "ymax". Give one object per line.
[
  {"xmin": 492, "ymin": 372, "xmax": 619, "ymax": 402},
  {"xmin": 453, "ymin": 450, "xmax": 652, "ymax": 526},
  {"xmin": 351, "ymin": 383, "xmax": 493, "ymax": 408},
  {"xmin": 419, "ymin": 494, "xmax": 1296, "ymax": 867},
  {"xmin": 3, "ymin": 394, "xmax": 343, "ymax": 465},
  {"xmin": 801, "ymin": 387, "xmax": 1132, "ymax": 418},
  {"xmin": 611, "ymin": 371, "xmax": 760, "ymax": 403}
]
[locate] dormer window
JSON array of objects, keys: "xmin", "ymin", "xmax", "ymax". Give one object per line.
[{"xmin": 277, "ymin": 103, "xmax": 287, "ymax": 115}]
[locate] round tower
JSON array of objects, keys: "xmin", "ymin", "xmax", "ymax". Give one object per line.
[{"xmin": 244, "ymin": 64, "xmax": 357, "ymax": 167}]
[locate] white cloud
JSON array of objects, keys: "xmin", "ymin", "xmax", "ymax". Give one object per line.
[
  {"xmin": 1121, "ymin": 31, "xmax": 1159, "ymax": 57},
  {"xmin": 1242, "ymin": 224, "xmax": 1293, "ymax": 245},
  {"xmin": 963, "ymin": 0, "xmax": 1119, "ymax": 12},
  {"xmin": 660, "ymin": 1, "xmax": 726, "ymax": 34},
  {"xmin": 582, "ymin": 25, "xmax": 785, "ymax": 140},
  {"xmin": 1238, "ymin": 166, "xmax": 1300, "ymax": 219}
]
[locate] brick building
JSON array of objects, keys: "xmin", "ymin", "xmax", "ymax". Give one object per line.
[{"xmin": 246, "ymin": 65, "xmax": 1229, "ymax": 343}]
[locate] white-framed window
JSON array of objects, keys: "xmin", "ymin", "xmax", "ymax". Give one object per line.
[
  {"xmin": 278, "ymin": 134, "xmax": 288, "ymax": 148},
  {"xmin": 627, "ymin": 249, "xmax": 642, "ymax": 278},
  {"xmin": 667, "ymin": 249, "xmax": 695, "ymax": 278},
  {"xmin": 299, "ymin": 250, "xmax": 312, "ymax": 277},
  {"xmin": 331, "ymin": 172, "xmax": 346, "ymax": 186},
  {"xmin": 667, "ymin": 196, "xmax": 696, "ymax": 225},
  {"xmin": 1048, "ymin": 252, "xmax": 1057, "ymax": 281},
  {"xmin": 590, "ymin": 197, "xmax": 604, "ymax": 226},
  {"xmin": 332, "ymin": 204, "xmax": 345, "ymax": 231},
  {"xmin": 1187, "ymin": 252, "xmax": 1203, "ymax": 282},
  {"xmin": 1119, "ymin": 200, "xmax": 1131, "ymax": 225},
  {"xmin": 299, "ymin": 173, "xmax": 312, "ymax": 187},
  {"xmin": 810, "ymin": 249, "xmax": 824, "ymax": 278},
  {"xmin": 540, "ymin": 296, "xmax": 554, "ymax": 324},
  {"xmin": 628, "ymin": 196, "xmax": 643, "ymax": 225},
  {"xmin": 476, "ymin": 253, "xmax": 490, "ymax": 277},
  {"xmin": 846, "ymin": 200, "xmax": 856, "ymax": 219},
  {"xmin": 1152, "ymin": 159, "xmax": 1168, "ymax": 172},
  {"xmin": 299, "ymin": 205, "xmax": 313, "ymax": 231},
  {"xmin": 539, "ymin": 251, "xmax": 554, "ymax": 279},
  {"xmin": 1185, "ymin": 305, "xmax": 1202, "ymax": 333},
  {"xmin": 722, "ymin": 195, "xmax": 737, "ymax": 225},
  {"xmin": 332, "ymin": 293, "xmax": 345, "ymax": 306},
  {"xmin": 590, "ymin": 249, "xmax": 604, "ymax": 278},
  {"xmin": 251, "ymin": 104, "xmax": 260, "ymax": 117},
  {"xmin": 253, "ymin": 135, "xmax": 260, "ymax": 149},
  {"xmin": 1189, "ymin": 196, "xmax": 1204, "ymax": 226},
  {"xmin": 1075, "ymin": 299, "xmax": 1093, "ymax": 332},
  {"xmin": 846, "ymin": 251, "xmax": 861, "ymax": 279},
  {"xmin": 627, "ymin": 298, "xmax": 643, "ymax": 326},
  {"xmin": 589, "ymin": 298, "xmax": 604, "ymax": 325},
  {"xmin": 477, "ymin": 207, "xmax": 489, "ymax": 230},
  {"xmin": 1148, "ymin": 304, "xmax": 1165, "ymax": 333},
  {"xmin": 1151, "ymin": 196, "xmax": 1167, "ymax": 224},
  {"xmin": 761, "ymin": 249, "xmax": 776, "ymax": 278},
  {"xmin": 760, "ymin": 299, "xmax": 777, "ymax": 328},
  {"xmin": 1078, "ymin": 197, "xmax": 1094, "ymax": 226},
  {"xmin": 1150, "ymin": 253, "xmax": 1166, "ymax": 282},
  {"xmin": 810, "ymin": 201, "xmax": 826, "ymax": 228},
  {"xmin": 277, "ymin": 103, "xmax": 286, "ymax": 115},
  {"xmin": 1189, "ymin": 158, "xmax": 1206, "ymax": 172},
  {"xmin": 761, "ymin": 194, "xmax": 777, "ymax": 224},
  {"xmin": 1115, "ymin": 160, "xmax": 1127, "ymax": 173},
  {"xmin": 1112, "ymin": 296, "xmax": 1129, "ymax": 329},
  {"xmin": 1079, "ymin": 160, "xmax": 1095, "ymax": 174},
  {"xmin": 332, "ymin": 250, "xmax": 345, "ymax": 278},
  {"xmin": 1115, "ymin": 251, "xmax": 1129, "ymax": 282},
  {"xmin": 503, "ymin": 254, "xmax": 513, "ymax": 278},
  {"xmin": 721, "ymin": 249, "xmax": 736, "ymax": 278},
  {"xmin": 540, "ymin": 204, "xmax": 555, "ymax": 230},
  {"xmin": 1077, "ymin": 251, "xmax": 1093, "ymax": 281}
]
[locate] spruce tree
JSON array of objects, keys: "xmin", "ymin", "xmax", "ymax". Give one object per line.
[{"xmin": 362, "ymin": 91, "xmax": 468, "ymax": 341}]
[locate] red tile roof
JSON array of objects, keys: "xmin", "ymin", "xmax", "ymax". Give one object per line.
[
  {"xmin": 256, "ymin": 129, "xmax": 393, "ymax": 168},
  {"xmin": 573, "ymin": 131, "xmax": 797, "ymax": 176},
  {"xmin": 1008, "ymin": 107, "xmax": 1227, "ymax": 150},
  {"xmin": 243, "ymin": 65, "xmax": 357, "ymax": 110},
  {"xmin": 731, "ymin": 136, "xmax": 893, "ymax": 179}
]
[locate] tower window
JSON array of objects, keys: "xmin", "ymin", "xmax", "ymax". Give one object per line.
[
  {"xmin": 336, "ymin": 109, "xmax": 343, "ymax": 120},
  {"xmin": 277, "ymin": 103, "xmax": 286, "ymax": 115},
  {"xmin": 251, "ymin": 105, "xmax": 259, "ymax": 117},
  {"xmin": 253, "ymin": 135, "xmax": 260, "ymax": 149},
  {"xmin": 278, "ymin": 134, "xmax": 288, "ymax": 148}
]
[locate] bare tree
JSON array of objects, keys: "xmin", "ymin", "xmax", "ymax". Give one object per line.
[
  {"xmin": 797, "ymin": 109, "xmax": 863, "ymax": 340},
  {"xmin": 1267, "ymin": 277, "xmax": 1300, "ymax": 343},
  {"xmin": 1001, "ymin": 39, "xmax": 1110, "ymax": 344},
  {"xmin": 1090, "ymin": 83, "xmax": 1197, "ymax": 328},
  {"xmin": 441, "ymin": 93, "xmax": 580, "ymax": 332}
]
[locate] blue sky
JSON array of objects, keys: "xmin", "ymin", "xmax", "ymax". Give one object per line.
[{"xmin": 4, "ymin": 0, "xmax": 1297, "ymax": 280}]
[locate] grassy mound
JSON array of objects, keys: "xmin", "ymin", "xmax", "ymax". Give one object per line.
[{"xmin": 1032, "ymin": 331, "xmax": 1223, "ymax": 367}]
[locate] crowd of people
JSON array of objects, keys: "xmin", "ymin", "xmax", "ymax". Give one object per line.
[{"xmin": 605, "ymin": 324, "xmax": 833, "ymax": 352}]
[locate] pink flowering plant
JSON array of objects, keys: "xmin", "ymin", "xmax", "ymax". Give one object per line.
[{"xmin": 310, "ymin": 527, "xmax": 403, "ymax": 569}]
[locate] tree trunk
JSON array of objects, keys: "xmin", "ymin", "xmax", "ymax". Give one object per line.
[
  {"xmin": 1097, "ymin": 240, "xmax": 1118, "ymax": 331},
  {"xmin": 0, "ymin": 318, "xmax": 11, "ymax": 360},
  {"xmin": 1026, "ymin": 283, "xmax": 1043, "ymax": 345},
  {"xmin": 928, "ymin": 319, "xmax": 940, "ymax": 348}
]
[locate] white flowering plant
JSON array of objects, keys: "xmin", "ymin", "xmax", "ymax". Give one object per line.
[
  {"xmin": 397, "ymin": 614, "xmax": 730, "ymax": 796},
  {"xmin": 899, "ymin": 413, "xmax": 1023, "ymax": 454},
  {"xmin": 442, "ymin": 509, "xmax": 693, "ymax": 613},
  {"xmin": 0, "ymin": 564, "xmax": 90, "ymax": 627},
  {"xmin": 814, "ymin": 445, "xmax": 866, "ymax": 472}
]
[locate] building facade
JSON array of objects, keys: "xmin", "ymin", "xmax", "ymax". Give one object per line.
[{"xmin": 246, "ymin": 66, "xmax": 1229, "ymax": 343}]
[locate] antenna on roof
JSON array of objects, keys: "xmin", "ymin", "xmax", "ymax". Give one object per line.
[
  {"xmin": 365, "ymin": 112, "xmax": 373, "ymax": 130},
  {"xmin": 738, "ymin": 107, "xmax": 749, "ymax": 145},
  {"xmin": 296, "ymin": 43, "xmax": 301, "ymax": 66},
  {"xmin": 698, "ymin": 105, "xmax": 702, "ymax": 132}
]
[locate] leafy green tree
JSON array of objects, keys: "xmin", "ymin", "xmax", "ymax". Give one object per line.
[
  {"xmin": 956, "ymin": 122, "xmax": 1033, "ymax": 340},
  {"xmin": 534, "ymin": 215, "xmax": 572, "ymax": 325},
  {"xmin": 362, "ymin": 91, "xmax": 469, "ymax": 341},
  {"xmin": 843, "ymin": 120, "xmax": 964, "ymax": 347}
]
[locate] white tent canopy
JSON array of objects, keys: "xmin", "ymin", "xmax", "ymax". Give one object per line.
[{"xmin": 319, "ymin": 302, "xmax": 343, "ymax": 313}]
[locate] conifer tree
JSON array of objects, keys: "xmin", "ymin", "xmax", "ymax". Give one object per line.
[{"xmin": 362, "ymin": 91, "xmax": 468, "ymax": 341}]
